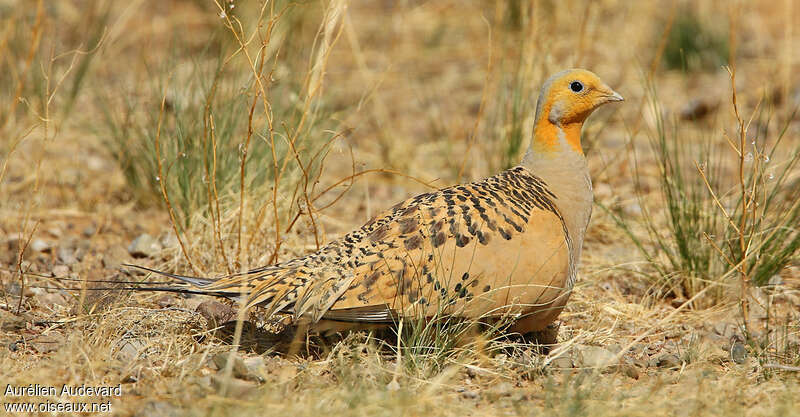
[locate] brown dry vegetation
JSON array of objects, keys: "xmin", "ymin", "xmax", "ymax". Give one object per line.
[{"xmin": 1, "ymin": 0, "xmax": 799, "ymax": 416}]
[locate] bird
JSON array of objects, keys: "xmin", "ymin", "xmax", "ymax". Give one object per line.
[{"xmin": 129, "ymin": 68, "xmax": 623, "ymax": 343}]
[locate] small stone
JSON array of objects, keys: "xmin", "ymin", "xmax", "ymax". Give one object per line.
[
  {"xmin": 30, "ymin": 239, "xmax": 52, "ymax": 253},
  {"xmin": 577, "ymin": 345, "xmax": 617, "ymax": 368},
  {"xmin": 38, "ymin": 291, "xmax": 69, "ymax": 308},
  {"xmin": 679, "ymin": 98, "xmax": 717, "ymax": 121},
  {"xmin": 213, "ymin": 352, "xmax": 254, "ymax": 381},
  {"xmin": 656, "ymin": 353, "xmax": 682, "ymax": 369},
  {"xmin": 190, "ymin": 376, "xmax": 212, "ymax": 390},
  {"xmin": 620, "ymin": 363, "xmax": 640, "ymax": 379},
  {"xmin": 31, "ymin": 333, "xmax": 64, "ymax": 354},
  {"xmin": 767, "ymin": 275, "xmax": 783, "ymax": 287},
  {"xmin": 210, "ymin": 375, "xmax": 257, "ymax": 398},
  {"xmin": 52, "ymin": 265, "xmax": 70, "ymax": 278},
  {"xmin": 2, "ymin": 238, "xmax": 18, "ymax": 264},
  {"xmin": 116, "ymin": 339, "xmax": 147, "ymax": 361},
  {"xmin": 243, "ymin": 356, "xmax": 265, "ymax": 374},
  {"xmin": 386, "ymin": 379, "xmax": 400, "ymax": 391},
  {"xmin": 102, "ymin": 245, "xmax": 129, "ymax": 270},
  {"xmin": 0, "ymin": 310, "xmax": 28, "ymax": 331},
  {"xmin": 155, "ymin": 295, "xmax": 177, "ymax": 308},
  {"xmin": 270, "ymin": 362, "xmax": 298, "ymax": 384},
  {"xmin": 465, "ymin": 367, "xmax": 477, "ymax": 379},
  {"xmin": 647, "ymin": 356, "xmax": 660, "ymax": 368},
  {"xmin": 459, "ymin": 388, "xmax": 479, "ymax": 399},
  {"xmin": 594, "ymin": 183, "xmax": 613, "ymax": 201},
  {"xmin": 197, "ymin": 301, "xmax": 236, "ymax": 326},
  {"xmin": 82, "ymin": 225, "xmax": 97, "ymax": 237},
  {"xmin": 488, "ymin": 382, "xmax": 514, "ymax": 397},
  {"xmin": 128, "ymin": 234, "xmax": 162, "ymax": 258},
  {"xmin": 713, "ymin": 322, "xmax": 737, "ymax": 339},
  {"xmin": 670, "ymin": 297, "xmax": 687, "ymax": 309},
  {"xmin": 730, "ymin": 336, "xmax": 747, "ymax": 364},
  {"xmin": 750, "ymin": 287, "xmax": 771, "ymax": 320},
  {"xmin": 159, "ymin": 232, "xmax": 179, "ymax": 249},
  {"xmin": 57, "ymin": 246, "xmax": 77, "ymax": 265},
  {"xmin": 5, "ymin": 282, "xmax": 22, "ymax": 296},
  {"xmin": 623, "ymin": 202, "xmax": 642, "ymax": 217},
  {"xmin": 548, "ymin": 355, "xmax": 573, "ymax": 370}
]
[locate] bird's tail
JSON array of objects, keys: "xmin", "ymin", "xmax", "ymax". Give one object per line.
[
  {"xmin": 14, "ymin": 267, "xmax": 239, "ymax": 299},
  {"xmin": 18, "ymin": 261, "xmax": 349, "ymax": 324}
]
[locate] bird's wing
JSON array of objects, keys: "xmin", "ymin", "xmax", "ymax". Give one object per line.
[
  {"xmin": 148, "ymin": 166, "xmax": 571, "ymax": 325},
  {"xmin": 325, "ymin": 166, "xmax": 573, "ymax": 323}
]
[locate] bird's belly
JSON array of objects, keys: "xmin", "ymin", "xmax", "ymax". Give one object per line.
[{"xmin": 436, "ymin": 216, "xmax": 571, "ymax": 321}]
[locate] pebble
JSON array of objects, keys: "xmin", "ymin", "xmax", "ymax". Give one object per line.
[
  {"xmin": 57, "ymin": 246, "xmax": 77, "ymax": 265},
  {"xmin": 648, "ymin": 356, "xmax": 660, "ymax": 368},
  {"xmin": 730, "ymin": 336, "xmax": 747, "ymax": 364},
  {"xmin": 0, "ymin": 310, "xmax": 28, "ymax": 331},
  {"xmin": 713, "ymin": 322, "xmax": 737, "ymax": 339},
  {"xmin": 670, "ymin": 297, "xmax": 688, "ymax": 309},
  {"xmin": 656, "ymin": 354, "xmax": 682, "ymax": 369},
  {"xmin": 213, "ymin": 352, "xmax": 259, "ymax": 381},
  {"xmin": 623, "ymin": 202, "xmax": 643, "ymax": 217},
  {"xmin": 190, "ymin": 376, "xmax": 212, "ymax": 390},
  {"xmin": 155, "ymin": 295, "xmax": 177, "ymax": 308},
  {"xmin": 159, "ymin": 232, "xmax": 179, "ymax": 249},
  {"xmin": 128, "ymin": 234, "xmax": 163, "ymax": 258},
  {"xmin": 767, "ymin": 275, "xmax": 783, "ymax": 287},
  {"xmin": 210, "ymin": 375, "xmax": 258, "ymax": 398},
  {"xmin": 594, "ymin": 182, "xmax": 613, "ymax": 201},
  {"xmin": 577, "ymin": 345, "xmax": 617, "ymax": 368},
  {"xmin": 30, "ymin": 239, "xmax": 52, "ymax": 253},
  {"xmin": 679, "ymin": 98, "xmax": 717, "ymax": 121},
  {"xmin": 116, "ymin": 339, "xmax": 147, "ymax": 362},
  {"xmin": 620, "ymin": 363, "xmax": 640, "ymax": 379},
  {"xmin": 52, "ymin": 265, "xmax": 70, "ymax": 278},
  {"xmin": 30, "ymin": 333, "xmax": 64, "ymax": 354},
  {"xmin": 459, "ymin": 388, "xmax": 479, "ymax": 399},
  {"xmin": 487, "ymin": 382, "xmax": 514, "ymax": 398},
  {"xmin": 196, "ymin": 301, "xmax": 236, "ymax": 326},
  {"xmin": 4, "ymin": 238, "xmax": 41, "ymax": 263},
  {"xmin": 82, "ymin": 225, "xmax": 97, "ymax": 237},
  {"xmin": 102, "ymin": 245, "xmax": 129, "ymax": 270},
  {"xmin": 37, "ymin": 291, "xmax": 69, "ymax": 308},
  {"xmin": 243, "ymin": 356, "xmax": 265, "ymax": 376},
  {"xmin": 549, "ymin": 355, "xmax": 573, "ymax": 370}
]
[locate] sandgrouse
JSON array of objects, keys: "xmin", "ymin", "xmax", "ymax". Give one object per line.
[{"xmin": 133, "ymin": 69, "xmax": 623, "ymax": 338}]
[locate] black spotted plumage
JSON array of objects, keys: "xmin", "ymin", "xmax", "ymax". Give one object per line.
[{"xmin": 143, "ymin": 166, "xmax": 567, "ymax": 324}]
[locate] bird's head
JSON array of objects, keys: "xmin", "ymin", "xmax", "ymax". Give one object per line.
[{"xmin": 531, "ymin": 69, "xmax": 623, "ymax": 155}]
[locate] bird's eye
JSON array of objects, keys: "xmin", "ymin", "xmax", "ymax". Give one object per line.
[{"xmin": 570, "ymin": 81, "xmax": 584, "ymax": 93}]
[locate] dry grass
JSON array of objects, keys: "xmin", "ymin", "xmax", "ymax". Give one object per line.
[{"xmin": 1, "ymin": 0, "xmax": 799, "ymax": 416}]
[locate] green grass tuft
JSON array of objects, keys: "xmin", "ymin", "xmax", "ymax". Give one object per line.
[{"xmin": 662, "ymin": 8, "xmax": 729, "ymax": 72}]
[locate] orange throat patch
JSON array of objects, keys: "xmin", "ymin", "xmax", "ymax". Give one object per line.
[{"xmin": 532, "ymin": 119, "xmax": 584, "ymax": 155}]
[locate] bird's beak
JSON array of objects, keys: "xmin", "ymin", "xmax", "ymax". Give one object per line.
[{"xmin": 603, "ymin": 89, "xmax": 624, "ymax": 102}]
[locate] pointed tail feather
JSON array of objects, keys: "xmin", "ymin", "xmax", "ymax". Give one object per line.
[
  {"xmin": 27, "ymin": 283, "xmax": 235, "ymax": 298},
  {"xmin": 122, "ymin": 263, "xmax": 216, "ymax": 287}
]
